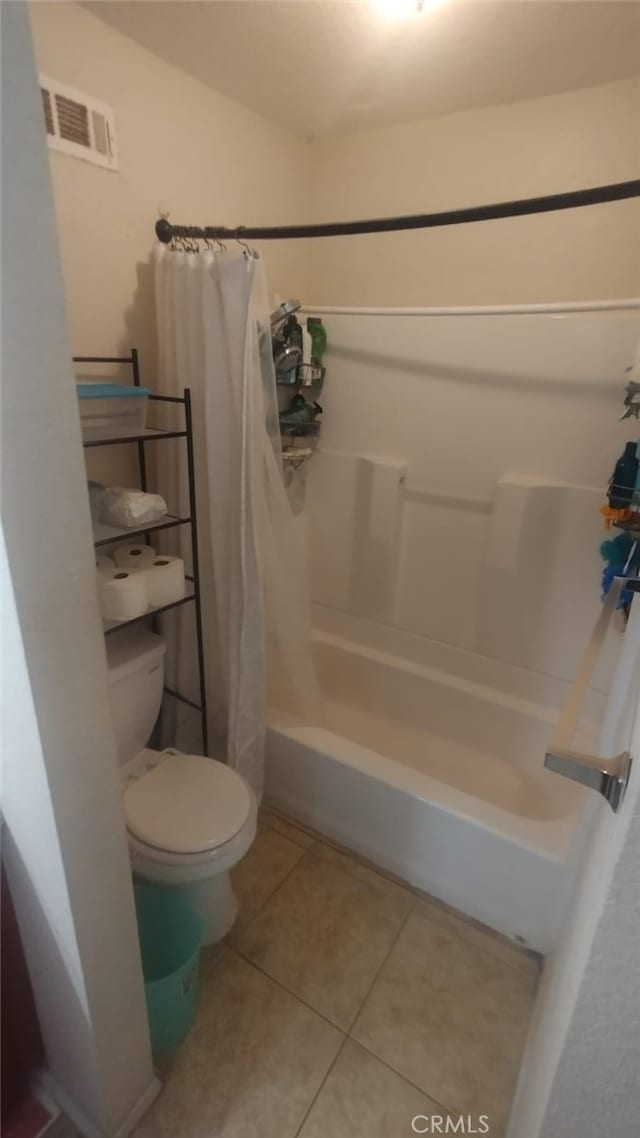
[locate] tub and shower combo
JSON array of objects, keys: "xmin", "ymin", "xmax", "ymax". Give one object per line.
[
  {"xmin": 265, "ymin": 302, "xmax": 640, "ymax": 954},
  {"xmin": 267, "ymin": 618, "xmax": 587, "ymax": 954}
]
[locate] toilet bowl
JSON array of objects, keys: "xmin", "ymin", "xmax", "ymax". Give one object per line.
[{"xmin": 107, "ymin": 628, "xmax": 256, "ymax": 943}]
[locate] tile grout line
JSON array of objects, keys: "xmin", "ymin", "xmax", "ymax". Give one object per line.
[
  {"xmin": 233, "ymin": 839, "xmax": 421, "ymax": 1027},
  {"xmin": 339, "ymin": 901, "xmax": 499, "ymax": 1118},
  {"xmin": 345, "ymin": 895, "xmax": 418, "ymax": 1035},
  {"xmin": 229, "ymin": 847, "xmax": 418, "ymax": 1033},
  {"xmin": 280, "ymin": 897, "xmax": 467, "ymax": 1134},
  {"xmin": 223, "ymin": 937, "xmax": 461, "ymax": 1120},
  {"xmin": 219, "ymin": 945, "xmax": 514, "ymax": 1137},
  {"xmin": 340, "ymin": 900, "xmax": 490, "ymax": 1120},
  {"xmin": 256, "ymin": 818, "xmax": 538, "ymax": 1007},
  {"xmin": 365, "ymin": 1033, "xmax": 521, "ymax": 1134},
  {"xmin": 249, "ymin": 816, "xmax": 528, "ymax": 1130},
  {"xmin": 345, "ymin": 909, "xmax": 531, "ymax": 1126},
  {"xmin": 239, "ymin": 835, "xmax": 412, "ymax": 953},
  {"xmin": 348, "ymin": 1036, "xmax": 465, "ymax": 1121},
  {"xmin": 229, "ymin": 839, "xmax": 307, "ymax": 941},
  {"xmin": 266, "ymin": 809, "xmax": 419, "ymax": 892},
  {"xmin": 263, "ymin": 807, "xmax": 412, "ymax": 886},
  {"xmin": 206, "ymin": 947, "xmax": 492, "ymax": 1134},
  {"xmin": 276, "ymin": 812, "xmax": 420, "ymax": 911},
  {"xmin": 231, "ymin": 934, "xmax": 476, "ymax": 1130},
  {"xmin": 227, "ymin": 943, "xmax": 350, "ymax": 1036},
  {"xmin": 265, "ymin": 808, "xmax": 540, "ymax": 975},
  {"xmin": 292, "ymin": 1034, "xmax": 350, "ymax": 1138}
]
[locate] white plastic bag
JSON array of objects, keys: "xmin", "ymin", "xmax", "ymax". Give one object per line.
[{"xmin": 100, "ymin": 486, "xmax": 167, "ymax": 528}]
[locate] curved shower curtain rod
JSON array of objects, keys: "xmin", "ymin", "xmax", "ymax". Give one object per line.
[{"xmin": 156, "ymin": 179, "xmax": 640, "ymax": 244}]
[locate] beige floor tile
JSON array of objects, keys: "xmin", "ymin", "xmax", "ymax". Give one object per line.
[
  {"xmin": 259, "ymin": 806, "xmax": 315, "ymax": 849},
  {"xmin": 230, "ymin": 824, "xmax": 305, "ymax": 932},
  {"xmin": 351, "ymin": 906, "xmax": 537, "ymax": 1131},
  {"xmin": 135, "ymin": 948, "xmax": 342, "ymax": 1138},
  {"xmin": 307, "ymin": 837, "xmax": 536, "ymax": 982},
  {"xmin": 233, "ymin": 853, "xmax": 411, "ymax": 1029},
  {"xmin": 299, "ymin": 1039, "xmax": 451, "ymax": 1138},
  {"xmin": 308, "ymin": 839, "xmax": 416, "ymax": 907},
  {"xmin": 414, "ymin": 896, "xmax": 541, "ymax": 980},
  {"xmin": 197, "ymin": 941, "xmax": 225, "ymax": 985}
]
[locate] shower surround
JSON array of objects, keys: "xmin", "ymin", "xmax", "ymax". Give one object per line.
[{"xmin": 266, "ymin": 302, "xmax": 640, "ymax": 952}]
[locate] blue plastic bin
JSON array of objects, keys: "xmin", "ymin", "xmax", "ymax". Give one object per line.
[
  {"xmin": 76, "ymin": 382, "xmax": 149, "ymax": 440},
  {"xmin": 133, "ymin": 881, "xmax": 203, "ymax": 1056}
]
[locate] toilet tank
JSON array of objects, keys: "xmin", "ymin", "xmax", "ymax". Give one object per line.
[{"xmin": 106, "ymin": 628, "xmax": 166, "ymax": 766}]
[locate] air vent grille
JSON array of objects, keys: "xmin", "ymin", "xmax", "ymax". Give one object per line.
[
  {"xmin": 41, "ymin": 88, "xmax": 54, "ymax": 136},
  {"xmin": 56, "ymin": 95, "xmax": 90, "ymax": 148},
  {"xmin": 91, "ymin": 108, "xmax": 110, "ymax": 156},
  {"xmin": 39, "ymin": 75, "xmax": 118, "ymax": 171}
]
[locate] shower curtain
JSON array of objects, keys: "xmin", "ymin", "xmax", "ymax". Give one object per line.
[{"xmin": 155, "ymin": 245, "xmax": 318, "ymax": 797}]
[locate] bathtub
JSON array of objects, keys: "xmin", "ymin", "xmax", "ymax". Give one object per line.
[{"xmin": 266, "ymin": 627, "xmax": 589, "ymax": 954}]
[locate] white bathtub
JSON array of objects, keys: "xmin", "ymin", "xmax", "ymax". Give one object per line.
[{"xmin": 266, "ymin": 629, "xmax": 589, "ymax": 953}]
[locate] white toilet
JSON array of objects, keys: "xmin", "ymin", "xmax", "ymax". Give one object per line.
[{"xmin": 106, "ymin": 627, "xmax": 257, "ymax": 944}]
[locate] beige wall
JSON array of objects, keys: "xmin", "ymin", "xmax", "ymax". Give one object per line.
[
  {"xmin": 307, "ymin": 77, "xmax": 640, "ymax": 306},
  {"xmin": 29, "ymin": 5, "xmax": 639, "ymax": 353},
  {"xmin": 29, "ymin": 1, "xmax": 311, "ymax": 378}
]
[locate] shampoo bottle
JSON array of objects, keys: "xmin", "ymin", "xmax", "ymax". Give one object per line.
[{"xmin": 306, "ymin": 317, "xmax": 327, "ymax": 366}]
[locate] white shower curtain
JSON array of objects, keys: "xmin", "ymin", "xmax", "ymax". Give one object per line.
[{"xmin": 155, "ymin": 245, "xmax": 318, "ymax": 797}]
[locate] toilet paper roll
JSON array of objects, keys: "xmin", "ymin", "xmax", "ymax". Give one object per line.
[
  {"xmin": 114, "ymin": 543, "xmax": 156, "ymax": 570},
  {"xmin": 100, "ymin": 568, "xmax": 148, "ymax": 623},
  {"xmin": 144, "ymin": 556, "xmax": 186, "ymax": 608},
  {"xmin": 96, "ymin": 554, "xmax": 115, "ymax": 580}
]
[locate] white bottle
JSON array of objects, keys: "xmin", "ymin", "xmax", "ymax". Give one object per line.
[{"xmin": 301, "ymin": 326, "xmax": 313, "ymax": 373}]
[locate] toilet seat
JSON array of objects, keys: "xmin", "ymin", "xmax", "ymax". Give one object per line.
[
  {"xmin": 127, "ymin": 812, "xmax": 256, "ymax": 874},
  {"xmin": 124, "ymin": 752, "xmax": 253, "ymax": 856}
]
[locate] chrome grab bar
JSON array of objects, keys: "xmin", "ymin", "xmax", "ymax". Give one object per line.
[{"xmin": 544, "ymin": 576, "xmax": 636, "ymax": 813}]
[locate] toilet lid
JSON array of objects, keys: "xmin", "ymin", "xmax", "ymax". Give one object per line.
[{"xmin": 124, "ymin": 753, "xmax": 252, "ymax": 855}]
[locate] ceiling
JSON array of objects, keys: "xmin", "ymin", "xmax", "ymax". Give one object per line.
[{"xmin": 84, "ymin": 0, "xmax": 640, "ymax": 137}]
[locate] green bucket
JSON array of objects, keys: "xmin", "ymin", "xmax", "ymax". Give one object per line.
[{"xmin": 133, "ymin": 881, "xmax": 203, "ymax": 1056}]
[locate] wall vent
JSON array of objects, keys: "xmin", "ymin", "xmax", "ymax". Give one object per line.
[{"xmin": 39, "ymin": 75, "xmax": 118, "ymax": 171}]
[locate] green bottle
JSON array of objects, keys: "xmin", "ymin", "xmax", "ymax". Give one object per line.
[{"xmin": 306, "ymin": 317, "xmax": 327, "ymax": 366}]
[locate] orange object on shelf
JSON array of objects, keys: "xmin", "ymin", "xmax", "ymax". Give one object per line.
[{"xmin": 600, "ymin": 503, "xmax": 631, "ymax": 530}]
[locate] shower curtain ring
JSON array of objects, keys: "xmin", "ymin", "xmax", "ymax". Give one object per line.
[{"xmin": 234, "ymin": 226, "xmax": 254, "ymax": 258}]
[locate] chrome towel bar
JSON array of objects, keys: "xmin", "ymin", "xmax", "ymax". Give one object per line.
[{"xmin": 544, "ymin": 576, "xmax": 637, "ymax": 813}]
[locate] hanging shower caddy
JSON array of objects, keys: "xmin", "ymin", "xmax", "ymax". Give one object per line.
[{"xmin": 272, "ymin": 303, "xmax": 326, "ymax": 471}]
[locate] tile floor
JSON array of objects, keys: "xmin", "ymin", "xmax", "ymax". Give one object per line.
[{"xmin": 134, "ymin": 809, "xmax": 540, "ymax": 1138}]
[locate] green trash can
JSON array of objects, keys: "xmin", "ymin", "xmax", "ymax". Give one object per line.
[{"xmin": 133, "ymin": 881, "xmax": 203, "ymax": 1056}]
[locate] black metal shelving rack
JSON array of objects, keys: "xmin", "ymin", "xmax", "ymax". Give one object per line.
[{"xmin": 76, "ymin": 349, "xmax": 208, "ymax": 754}]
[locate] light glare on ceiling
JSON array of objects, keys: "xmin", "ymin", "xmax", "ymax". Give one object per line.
[{"xmin": 370, "ymin": 0, "xmax": 448, "ymax": 24}]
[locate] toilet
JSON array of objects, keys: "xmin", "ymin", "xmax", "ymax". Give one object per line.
[{"xmin": 106, "ymin": 627, "xmax": 257, "ymax": 944}]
